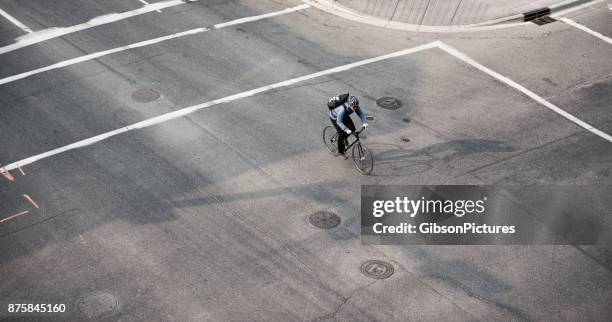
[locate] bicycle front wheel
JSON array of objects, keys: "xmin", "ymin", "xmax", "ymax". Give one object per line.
[
  {"xmin": 352, "ymin": 143, "xmax": 374, "ymax": 175},
  {"xmin": 323, "ymin": 126, "xmax": 339, "ymax": 154}
]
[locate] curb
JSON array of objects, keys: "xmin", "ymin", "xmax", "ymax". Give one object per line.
[{"xmin": 302, "ymin": 0, "xmax": 602, "ymax": 33}]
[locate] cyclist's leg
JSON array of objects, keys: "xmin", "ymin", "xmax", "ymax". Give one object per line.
[
  {"xmin": 331, "ymin": 119, "xmax": 346, "ymax": 154},
  {"xmin": 340, "ymin": 116, "xmax": 356, "ymax": 155},
  {"xmin": 344, "ymin": 116, "xmax": 356, "ymax": 133}
]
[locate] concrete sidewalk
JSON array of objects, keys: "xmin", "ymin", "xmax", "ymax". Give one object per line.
[{"xmin": 310, "ymin": 0, "xmax": 582, "ymax": 26}]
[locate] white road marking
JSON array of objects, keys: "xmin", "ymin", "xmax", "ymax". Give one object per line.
[
  {"xmin": 138, "ymin": 0, "xmax": 162, "ymax": 13},
  {"xmin": 0, "ymin": 4, "xmax": 310, "ymax": 86},
  {"xmin": 3, "ymin": 40, "xmax": 610, "ymax": 171},
  {"xmin": 0, "ymin": 7, "xmax": 33, "ymax": 33},
  {"xmin": 559, "ymin": 17, "xmax": 612, "ymax": 45},
  {"xmin": 0, "ymin": 0, "xmax": 187, "ymax": 55},
  {"xmin": 437, "ymin": 42, "xmax": 612, "ymax": 143},
  {"xmin": 0, "ymin": 41, "xmax": 438, "ymax": 171}
]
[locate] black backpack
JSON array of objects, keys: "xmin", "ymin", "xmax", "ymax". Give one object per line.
[{"xmin": 327, "ymin": 93, "xmax": 349, "ymax": 110}]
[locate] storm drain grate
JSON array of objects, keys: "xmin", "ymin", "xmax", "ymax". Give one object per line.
[
  {"xmin": 376, "ymin": 97, "xmax": 402, "ymax": 110},
  {"xmin": 77, "ymin": 292, "xmax": 119, "ymax": 319},
  {"xmin": 360, "ymin": 260, "xmax": 394, "ymax": 279},
  {"xmin": 131, "ymin": 88, "xmax": 160, "ymax": 103},
  {"xmin": 308, "ymin": 211, "xmax": 341, "ymax": 229},
  {"xmin": 531, "ymin": 16, "xmax": 556, "ymax": 25},
  {"xmin": 523, "ymin": 7, "xmax": 551, "ymax": 22}
]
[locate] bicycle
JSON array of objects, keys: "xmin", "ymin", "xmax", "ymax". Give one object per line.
[{"xmin": 323, "ymin": 126, "xmax": 374, "ymax": 175}]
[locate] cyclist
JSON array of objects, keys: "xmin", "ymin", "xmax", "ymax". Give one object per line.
[{"xmin": 328, "ymin": 95, "xmax": 368, "ymax": 156}]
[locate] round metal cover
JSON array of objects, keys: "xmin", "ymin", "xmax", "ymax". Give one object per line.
[
  {"xmin": 308, "ymin": 211, "xmax": 341, "ymax": 229},
  {"xmin": 376, "ymin": 97, "xmax": 402, "ymax": 110},
  {"xmin": 131, "ymin": 88, "xmax": 160, "ymax": 103},
  {"xmin": 360, "ymin": 260, "xmax": 394, "ymax": 279},
  {"xmin": 77, "ymin": 292, "xmax": 118, "ymax": 318}
]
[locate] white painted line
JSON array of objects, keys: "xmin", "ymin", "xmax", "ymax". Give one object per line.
[
  {"xmin": 0, "ymin": 0, "xmax": 187, "ymax": 55},
  {"xmin": 3, "ymin": 39, "xmax": 608, "ymax": 171},
  {"xmin": 0, "ymin": 7, "xmax": 33, "ymax": 33},
  {"xmin": 437, "ymin": 42, "xmax": 612, "ymax": 143},
  {"xmin": 0, "ymin": 41, "xmax": 438, "ymax": 171},
  {"xmin": 559, "ymin": 17, "xmax": 612, "ymax": 45},
  {"xmin": 138, "ymin": 0, "xmax": 162, "ymax": 13},
  {"xmin": 0, "ymin": 4, "xmax": 310, "ymax": 86}
]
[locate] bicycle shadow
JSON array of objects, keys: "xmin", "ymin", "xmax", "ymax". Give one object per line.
[{"xmin": 367, "ymin": 139, "xmax": 517, "ymax": 177}]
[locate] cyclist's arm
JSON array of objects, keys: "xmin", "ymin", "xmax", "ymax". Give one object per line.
[
  {"xmin": 356, "ymin": 107, "xmax": 367, "ymax": 125},
  {"xmin": 336, "ymin": 108, "xmax": 348, "ymax": 132}
]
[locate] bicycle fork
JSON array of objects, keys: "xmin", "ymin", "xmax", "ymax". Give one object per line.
[{"xmin": 357, "ymin": 145, "xmax": 366, "ymax": 161}]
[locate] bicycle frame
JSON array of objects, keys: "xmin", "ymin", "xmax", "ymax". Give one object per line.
[
  {"xmin": 325, "ymin": 126, "xmax": 373, "ymax": 174},
  {"xmin": 340, "ymin": 128, "xmax": 365, "ymax": 151}
]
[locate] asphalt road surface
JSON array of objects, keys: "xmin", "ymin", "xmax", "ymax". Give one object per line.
[{"xmin": 1, "ymin": 0, "xmax": 611, "ymax": 321}]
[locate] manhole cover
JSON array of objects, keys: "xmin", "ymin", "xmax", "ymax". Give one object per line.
[
  {"xmin": 401, "ymin": 136, "xmax": 411, "ymax": 143},
  {"xmin": 402, "ymin": 118, "xmax": 411, "ymax": 123},
  {"xmin": 360, "ymin": 260, "xmax": 394, "ymax": 279},
  {"xmin": 376, "ymin": 97, "xmax": 402, "ymax": 110},
  {"xmin": 308, "ymin": 211, "xmax": 341, "ymax": 229},
  {"xmin": 77, "ymin": 292, "xmax": 118, "ymax": 319},
  {"xmin": 131, "ymin": 88, "xmax": 160, "ymax": 103}
]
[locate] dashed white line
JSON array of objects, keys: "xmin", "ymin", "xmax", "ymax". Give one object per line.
[
  {"xmin": 0, "ymin": 7, "xmax": 33, "ymax": 33},
  {"xmin": 437, "ymin": 42, "xmax": 612, "ymax": 143},
  {"xmin": 0, "ymin": 4, "xmax": 310, "ymax": 86},
  {"xmin": 559, "ymin": 17, "xmax": 612, "ymax": 45},
  {"xmin": 0, "ymin": 41, "xmax": 438, "ymax": 171},
  {"xmin": 0, "ymin": 0, "xmax": 187, "ymax": 55}
]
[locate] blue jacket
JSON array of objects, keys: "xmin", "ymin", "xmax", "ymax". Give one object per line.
[{"xmin": 330, "ymin": 104, "xmax": 366, "ymax": 132}]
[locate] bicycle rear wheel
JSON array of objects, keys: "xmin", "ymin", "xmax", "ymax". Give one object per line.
[
  {"xmin": 352, "ymin": 143, "xmax": 373, "ymax": 175},
  {"xmin": 323, "ymin": 126, "xmax": 339, "ymax": 154}
]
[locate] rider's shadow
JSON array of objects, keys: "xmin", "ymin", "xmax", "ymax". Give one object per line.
[{"xmin": 368, "ymin": 139, "xmax": 517, "ymax": 176}]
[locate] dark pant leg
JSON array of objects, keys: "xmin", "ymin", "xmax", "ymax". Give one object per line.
[
  {"xmin": 330, "ymin": 118, "xmax": 345, "ymax": 153},
  {"xmin": 343, "ymin": 115, "xmax": 356, "ymax": 133},
  {"xmin": 331, "ymin": 116, "xmax": 356, "ymax": 154},
  {"xmin": 341, "ymin": 116, "xmax": 356, "ymax": 154}
]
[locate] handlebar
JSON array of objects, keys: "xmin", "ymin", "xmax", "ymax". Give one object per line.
[{"xmin": 350, "ymin": 127, "xmax": 366, "ymax": 136}]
